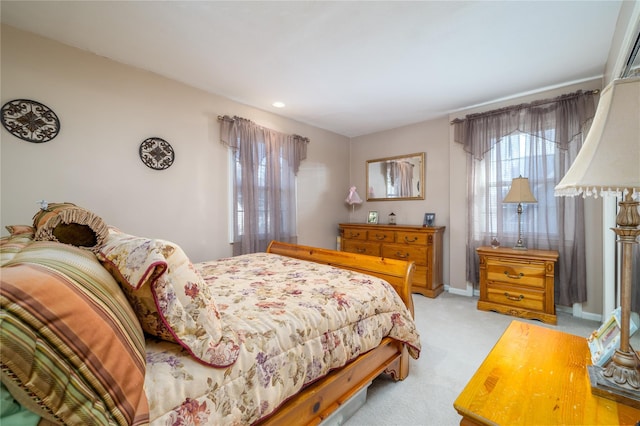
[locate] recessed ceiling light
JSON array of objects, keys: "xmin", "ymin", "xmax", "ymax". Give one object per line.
[{"xmin": 272, "ymin": 101, "xmax": 285, "ymax": 108}]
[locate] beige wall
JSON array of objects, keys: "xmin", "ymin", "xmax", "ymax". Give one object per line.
[
  {"xmin": 349, "ymin": 118, "xmax": 451, "ymax": 286},
  {"xmin": 0, "ymin": 25, "xmax": 350, "ymax": 262}
]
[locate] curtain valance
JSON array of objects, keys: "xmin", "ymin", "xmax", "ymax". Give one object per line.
[
  {"xmin": 219, "ymin": 115, "xmax": 309, "ymax": 174},
  {"xmin": 452, "ymin": 90, "xmax": 597, "ymax": 161}
]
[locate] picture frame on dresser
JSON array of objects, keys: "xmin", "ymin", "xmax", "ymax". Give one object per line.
[
  {"xmin": 367, "ymin": 211, "xmax": 379, "ymax": 224},
  {"xmin": 423, "ymin": 213, "xmax": 435, "ymax": 227}
]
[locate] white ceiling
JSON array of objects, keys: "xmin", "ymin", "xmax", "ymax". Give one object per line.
[{"xmin": 0, "ymin": 1, "xmax": 627, "ymax": 137}]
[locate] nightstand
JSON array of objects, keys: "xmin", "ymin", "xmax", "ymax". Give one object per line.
[{"xmin": 476, "ymin": 246, "xmax": 559, "ymax": 324}]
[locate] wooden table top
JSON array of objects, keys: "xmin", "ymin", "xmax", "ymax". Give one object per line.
[{"xmin": 454, "ymin": 321, "xmax": 640, "ymax": 425}]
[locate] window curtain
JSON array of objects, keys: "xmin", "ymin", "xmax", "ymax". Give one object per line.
[
  {"xmin": 219, "ymin": 115, "xmax": 309, "ymax": 255},
  {"xmin": 453, "ymin": 90, "xmax": 597, "ymax": 306}
]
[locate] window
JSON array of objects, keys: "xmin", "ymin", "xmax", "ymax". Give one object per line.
[
  {"xmin": 453, "ymin": 88, "xmax": 595, "ymax": 304},
  {"xmin": 474, "ymin": 132, "xmax": 559, "ymax": 241},
  {"xmin": 232, "ymin": 151, "xmax": 295, "ymax": 239},
  {"xmin": 219, "ymin": 115, "xmax": 308, "ymax": 255}
]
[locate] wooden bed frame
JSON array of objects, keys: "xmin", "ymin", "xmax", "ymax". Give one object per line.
[{"xmin": 260, "ymin": 241, "xmax": 416, "ymax": 425}]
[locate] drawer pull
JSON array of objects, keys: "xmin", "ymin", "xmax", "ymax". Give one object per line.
[
  {"xmin": 504, "ymin": 271, "xmax": 524, "ymax": 279},
  {"xmin": 349, "ymin": 232, "xmax": 360, "ymax": 238},
  {"xmin": 504, "ymin": 292, "xmax": 524, "ymax": 302},
  {"xmin": 395, "ymin": 252, "xmax": 409, "ymax": 259},
  {"xmin": 374, "ymin": 234, "xmax": 387, "ymax": 240},
  {"xmin": 356, "ymin": 248, "xmax": 366, "ymax": 254},
  {"xmin": 404, "ymin": 236, "xmax": 418, "ymax": 243}
]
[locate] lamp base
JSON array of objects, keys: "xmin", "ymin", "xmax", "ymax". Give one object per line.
[
  {"xmin": 588, "ymin": 349, "xmax": 640, "ymax": 409},
  {"xmin": 513, "ymin": 239, "xmax": 527, "ymax": 250}
]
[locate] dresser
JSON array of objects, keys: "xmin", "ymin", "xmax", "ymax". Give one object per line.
[
  {"xmin": 476, "ymin": 246, "xmax": 559, "ymax": 324},
  {"xmin": 339, "ymin": 224, "xmax": 445, "ymax": 298}
]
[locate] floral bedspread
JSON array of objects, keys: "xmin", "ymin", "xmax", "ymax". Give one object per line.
[{"xmin": 145, "ymin": 252, "xmax": 421, "ymax": 425}]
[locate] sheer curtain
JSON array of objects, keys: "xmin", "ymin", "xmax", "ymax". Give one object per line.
[
  {"xmin": 219, "ymin": 116, "xmax": 309, "ymax": 255},
  {"xmin": 453, "ymin": 90, "xmax": 597, "ymax": 306}
]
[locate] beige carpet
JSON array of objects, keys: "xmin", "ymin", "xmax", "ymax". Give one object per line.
[{"xmin": 345, "ymin": 291, "xmax": 606, "ymax": 426}]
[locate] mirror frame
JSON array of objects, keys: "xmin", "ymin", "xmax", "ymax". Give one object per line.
[{"xmin": 366, "ymin": 152, "xmax": 425, "ymax": 201}]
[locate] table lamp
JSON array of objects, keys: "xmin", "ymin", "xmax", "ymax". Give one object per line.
[
  {"xmin": 555, "ymin": 77, "xmax": 640, "ymax": 407},
  {"xmin": 503, "ymin": 176, "xmax": 537, "ymax": 249},
  {"xmin": 345, "ymin": 186, "xmax": 363, "ymax": 219}
]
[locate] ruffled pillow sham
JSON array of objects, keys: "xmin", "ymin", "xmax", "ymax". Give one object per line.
[
  {"xmin": 32, "ymin": 203, "xmax": 109, "ymax": 252},
  {"xmin": 97, "ymin": 229, "xmax": 239, "ymax": 367}
]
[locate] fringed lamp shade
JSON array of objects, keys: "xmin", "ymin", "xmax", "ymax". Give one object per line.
[
  {"xmin": 555, "ymin": 77, "xmax": 640, "ymax": 198},
  {"xmin": 554, "ymin": 77, "xmax": 640, "ymax": 407}
]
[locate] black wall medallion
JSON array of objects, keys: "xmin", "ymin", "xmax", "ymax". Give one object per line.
[
  {"xmin": 139, "ymin": 137, "xmax": 175, "ymax": 170},
  {"xmin": 1, "ymin": 99, "xmax": 60, "ymax": 143}
]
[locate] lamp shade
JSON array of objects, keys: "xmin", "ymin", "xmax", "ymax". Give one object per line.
[
  {"xmin": 504, "ymin": 176, "xmax": 537, "ymax": 203},
  {"xmin": 345, "ymin": 186, "xmax": 363, "ymax": 205},
  {"xmin": 554, "ymin": 77, "xmax": 640, "ymax": 198}
]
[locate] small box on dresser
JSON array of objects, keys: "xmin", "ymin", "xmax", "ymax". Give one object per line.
[
  {"xmin": 339, "ymin": 223, "xmax": 445, "ymax": 298},
  {"xmin": 476, "ymin": 246, "xmax": 559, "ymax": 324}
]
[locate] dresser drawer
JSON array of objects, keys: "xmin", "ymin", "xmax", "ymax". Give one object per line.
[
  {"xmin": 342, "ymin": 239, "xmax": 380, "ymax": 256},
  {"xmin": 368, "ymin": 229, "xmax": 394, "ymax": 242},
  {"xmin": 395, "ymin": 231, "xmax": 428, "ymax": 245},
  {"xmin": 339, "ymin": 223, "xmax": 445, "ymax": 298},
  {"xmin": 342, "ymin": 228, "xmax": 367, "ymax": 240},
  {"xmin": 382, "ymin": 245, "xmax": 427, "ymax": 266},
  {"xmin": 486, "ymin": 258, "xmax": 545, "ymax": 289},
  {"xmin": 486, "ymin": 283, "xmax": 544, "ymax": 312}
]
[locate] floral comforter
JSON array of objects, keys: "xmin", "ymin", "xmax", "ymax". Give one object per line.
[{"xmin": 144, "ymin": 252, "xmax": 421, "ymax": 425}]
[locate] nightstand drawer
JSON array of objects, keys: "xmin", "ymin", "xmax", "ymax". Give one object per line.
[
  {"xmin": 342, "ymin": 240, "xmax": 380, "ymax": 256},
  {"xmin": 395, "ymin": 231, "xmax": 427, "ymax": 245},
  {"xmin": 382, "ymin": 245, "xmax": 427, "ymax": 265},
  {"xmin": 343, "ymin": 229, "xmax": 367, "ymax": 240},
  {"xmin": 486, "ymin": 259, "xmax": 545, "ymax": 289},
  {"xmin": 368, "ymin": 230, "xmax": 394, "ymax": 242},
  {"xmin": 486, "ymin": 283, "xmax": 544, "ymax": 312}
]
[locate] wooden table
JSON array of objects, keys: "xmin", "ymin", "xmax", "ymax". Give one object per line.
[{"xmin": 454, "ymin": 321, "xmax": 640, "ymax": 425}]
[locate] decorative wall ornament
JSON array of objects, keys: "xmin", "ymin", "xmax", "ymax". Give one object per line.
[
  {"xmin": 1, "ymin": 99, "xmax": 60, "ymax": 143},
  {"xmin": 139, "ymin": 137, "xmax": 175, "ymax": 170}
]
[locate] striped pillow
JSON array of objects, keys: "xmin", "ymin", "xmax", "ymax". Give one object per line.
[{"xmin": 0, "ymin": 240, "xmax": 149, "ymax": 425}]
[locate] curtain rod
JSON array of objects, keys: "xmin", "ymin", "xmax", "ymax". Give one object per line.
[
  {"xmin": 217, "ymin": 115, "xmax": 310, "ymax": 142},
  {"xmin": 217, "ymin": 115, "xmax": 237, "ymax": 121},
  {"xmin": 449, "ymin": 88, "xmax": 599, "ymax": 125}
]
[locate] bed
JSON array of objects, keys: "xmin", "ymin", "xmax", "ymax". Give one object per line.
[{"xmin": 0, "ymin": 204, "xmax": 420, "ymax": 426}]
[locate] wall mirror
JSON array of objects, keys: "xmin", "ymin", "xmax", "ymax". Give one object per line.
[{"xmin": 366, "ymin": 152, "xmax": 425, "ymax": 201}]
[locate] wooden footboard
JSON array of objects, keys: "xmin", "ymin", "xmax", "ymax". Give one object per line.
[
  {"xmin": 261, "ymin": 241, "xmax": 415, "ymax": 425},
  {"xmin": 257, "ymin": 338, "xmax": 407, "ymax": 426},
  {"xmin": 266, "ymin": 240, "xmax": 415, "ymax": 316}
]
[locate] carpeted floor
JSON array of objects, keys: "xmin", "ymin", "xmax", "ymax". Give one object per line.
[{"xmin": 345, "ymin": 291, "xmax": 605, "ymax": 426}]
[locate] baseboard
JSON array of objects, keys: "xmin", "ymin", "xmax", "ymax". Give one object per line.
[{"xmin": 445, "ymin": 284, "xmax": 474, "ymax": 297}]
